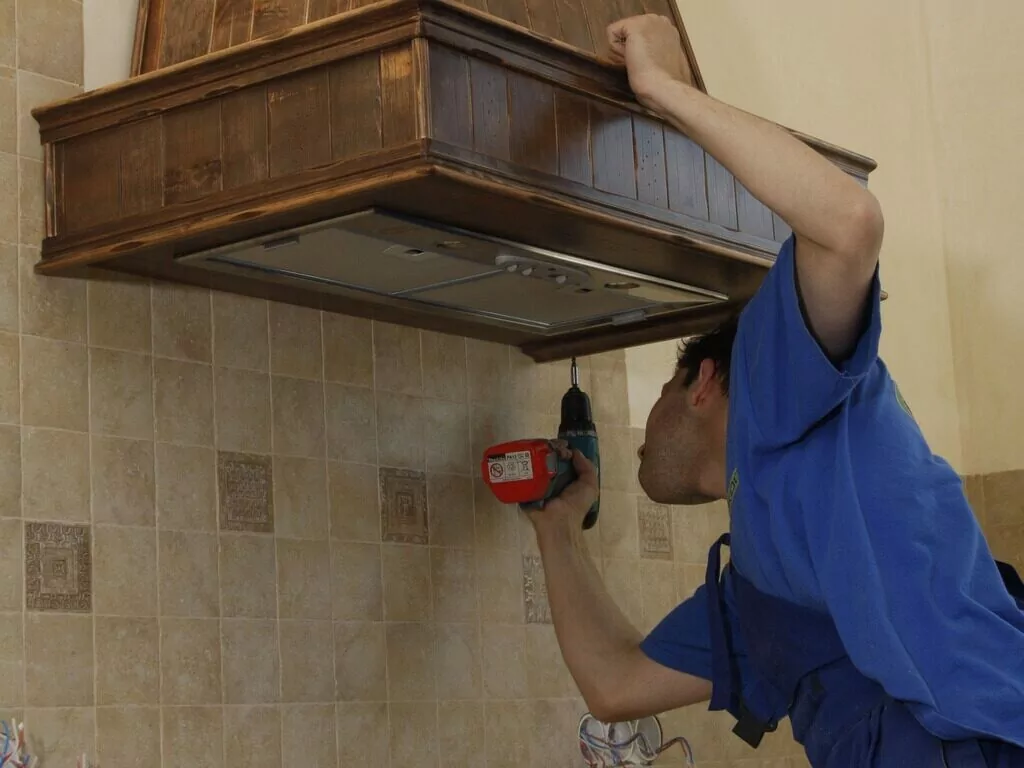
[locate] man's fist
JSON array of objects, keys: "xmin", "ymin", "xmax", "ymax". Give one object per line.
[{"xmin": 606, "ymin": 15, "xmax": 693, "ymax": 112}]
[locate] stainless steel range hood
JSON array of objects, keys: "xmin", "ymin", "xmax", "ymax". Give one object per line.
[{"xmin": 177, "ymin": 209, "xmax": 727, "ymax": 336}]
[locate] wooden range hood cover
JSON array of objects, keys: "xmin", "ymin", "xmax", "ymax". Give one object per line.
[{"xmin": 33, "ymin": 0, "xmax": 876, "ymax": 362}]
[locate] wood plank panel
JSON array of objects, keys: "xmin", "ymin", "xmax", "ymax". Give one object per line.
[
  {"xmin": 267, "ymin": 69, "xmax": 333, "ymax": 177},
  {"xmin": 252, "ymin": 0, "xmax": 307, "ymax": 39},
  {"xmin": 61, "ymin": 130, "xmax": 122, "ymax": 232},
  {"xmin": 330, "ymin": 53, "xmax": 383, "ymax": 161},
  {"xmin": 349, "ymin": 0, "xmax": 378, "ymax": 8},
  {"xmin": 583, "ymin": 0, "xmax": 619, "ymax": 55},
  {"xmin": 307, "ymin": 0, "xmax": 347, "ymax": 23},
  {"xmin": 664, "ymin": 130, "xmax": 707, "ymax": 219},
  {"xmin": 221, "ymin": 86, "xmax": 269, "ymax": 189},
  {"xmin": 486, "ymin": 0, "xmax": 531, "ymax": 29},
  {"xmin": 159, "ymin": 0, "xmax": 216, "ymax": 68},
  {"xmin": 429, "ymin": 47, "xmax": 473, "ymax": 149},
  {"xmin": 706, "ymin": 154, "xmax": 737, "ymax": 230},
  {"xmin": 591, "ymin": 102, "xmax": 636, "ymax": 200},
  {"xmin": 525, "ymin": 0, "xmax": 561, "ymax": 39},
  {"xmin": 470, "ymin": 59, "xmax": 510, "ymax": 161},
  {"xmin": 211, "ymin": 0, "xmax": 254, "ymax": 52},
  {"xmin": 508, "ymin": 72, "xmax": 557, "ymax": 175},
  {"xmin": 120, "ymin": 118, "xmax": 165, "ymax": 217},
  {"xmin": 554, "ymin": 89, "xmax": 591, "ymax": 186},
  {"xmin": 380, "ymin": 47, "xmax": 418, "ymax": 147},
  {"xmin": 736, "ymin": 183, "xmax": 774, "ymax": 240},
  {"xmin": 553, "ymin": 0, "xmax": 594, "ymax": 51},
  {"xmin": 454, "ymin": 0, "xmax": 487, "ymax": 12},
  {"xmin": 162, "ymin": 101, "xmax": 223, "ymax": 205},
  {"xmin": 633, "ymin": 115, "xmax": 667, "ymax": 208}
]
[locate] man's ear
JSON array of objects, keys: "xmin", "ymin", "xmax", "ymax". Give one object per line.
[{"xmin": 690, "ymin": 358, "xmax": 720, "ymax": 407}]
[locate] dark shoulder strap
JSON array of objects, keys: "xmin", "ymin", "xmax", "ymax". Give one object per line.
[{"xmin": 996, "ymin": 560, "xmax": 1024, "ymax": 603}]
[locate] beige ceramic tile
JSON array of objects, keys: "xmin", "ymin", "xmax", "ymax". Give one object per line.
[
  {"xmin": 87, "ymin": 274, "xmax": 152, "ymax": 352},
  {"xmin": 23, "ymin": 521, "xmax": 90, "ymax": 612},
  {"xmin": 274, "ymin": 456, "xmax": 328, "ymax": 539},
  {"xmin": 328, "ymin": 461, "xmax": 380, "ymax": 542},
  {"xmin": 380, "ymin": 467, "xmax": 428, "ymax": 545},
  {"xmin": 373, "ymin": 321, "xmax": 422, "ymax": 394},
  {"xmin": 271, "ymin": 375, "xmax": 324, "ymax": 458},
  {"xmin": 219, "ymin": 534, "xmax": 277, "ymax": 618},
  {"xmin": 0, "ymin": 67, "xmax": 13, "ymax": 154},
  {"xmin": 983, "ymin": 469, "xmax": 1024, "ymax": 528},
  {"xmin": 0, "ymin": 612, "xmax": 22, "ymax": 707},
  {"xmin": 269, "ymin": 303, "xmax": 322, "ymax": 380},
  {"xmin": 0, "ymin": 243, "xmax": 16, "ymax": 332},
  {"xmin": 480, "ymin": 623, "xmax": 527, "ymax": 698},
  {"xmin": 527, "ymin": 699, "xmax": 585, "ymax": 766},
  {"xmin": 0, "ymin": 0, "xmax": 11, "ymax": 68},
  {"xmin": 639, "ymin": 498, "xmax": 674, "ymax": 560},
  {"xmin": 17, "ymin": 158, "xmax": 42, "ymax": 247},
  {"xmin": 214, "ymin": 366, "xmax": 271, "ymax": 454},
  {"xmin": 603, "ymin": 557, "xmax": 643, "ymax": 629},
  {"xmin": 386, "ymin": 622, "xmax": 436, "ymax": 700},
  {"xmin": 423, "ymin": 398, "xmax": 471, "ymax": 474},
  {"xmin": 599, "ymin": 424, "xmax": 635, "ymax": 492},
  {"xmin": 484, "ymin": 701, "xmax": 531, "ymax": 768},
  {"xmin": 473, "ymin": 478, "xmax": 519, "ymax": 551},
  {"xmin": 382, "ymin": 543, "xmax": 433, "ymax": 622},
  {"xmin": 279, "ymin": 620, "xmax": 335, "ymax": 702},
  {"xmin": 93, "ymin": 525, "xmax": 157, "ymax": 616},
  {"xmin": 19, "ymin": 246, "xmax": 86, "ymax": 342},
  {"xmin": 21, "ymin": 426, "xmax": 89, "ymax": 521},
  {"xmin": 152, "ymin": 283, "xmax": 212, "ymax": 362},
  {"xmin": 522, "ymin": 553, "xmax": 550, "ymax": 624},
  {"xmin": 213, "ymin": 292, "xmax": 269, "ymax": 371},
  {"xmin": 389, "ymin": 702, "xmax": 438, "ymax": 768},
  {"xmin": 0, "ymin": 519, "xmax": 20, "ymax": 610},
  {"xmin": 217, "ymin": 451, "xmax": 274, "ymax": 534},
  {"xmin": 154, "ymin": 358, "xmax": 215, "ymax": 445},
  {"xmin": 91, "ymin": 436, "xmax": 155, "ymax": 526},
  {"xmin": 436, "ymin": 622, "xmax": 482, "ymax": 700},
  {"xmin": 590, "ymin": 353, "xmax": 630, "ymax": 426},
  {"xmin": 0, "ymin": 425, "xmax": 17, "ymax": 517},
  {"xmin": 162, "ymin": 707, "xmax": 223, "ymax": 768},
  {"xmin": 20, "ymin": 336, "xmax": 88, "ymax": 430},
  {"xmin": 337, "ymin": 702, "xmax": 389, "ymax": 768},
  {"xmin": 325, "ymin": 383, "xmax": 377, "ymax": 464},
  {"xmin": 376, "ymin": 392, "xmax": 425, "ymax": 469},
  {"xmin": 224, "ymin": 706, "xmax": 281, "ymax": 768},
  {"xmin": 331, "ymin": 541, "xmax": 383, "ymax": 621},
  {"xmin": 427, "ymin": 473, "xmax": 474, "ymax": 548},
  {"xmin": 156, "ymin": 443, "xmax": 216, "ymax": 531},
  {"xmin": 221, "ymin": 619, "xmax": 280, "ymax": 704},
  {"xmin": 989, "ymin": 524, "xmax": 1024, "ymax": 570},
  {"xmin": 277, "ymin": 539, "xmax": 331, "ymax": 619},
  {"xmin": 25, "ymin": 613, "xmax": 93, "ymax": 706},
  {"xmin": 476, "ymin": 547, "xmax": 523, "ymax": 623},
  {"xmin": 89, "ymin": 347, "xmax": 154, "ymax": 439},
  {"xmin": 282, "ymin": 704, "xmax": 336, "ymax": 767},
  {"xmin": 96, "ymin": 706, "xmax": 161, "ymax": 768},
  {"xmin": 431, "ymin": 547, "xmax": 477, "ymax": 623},
  {"xmin": 323, "ymin": 313, "xmax": 373, "ymax": 386},
  {"xmin": 0, "ymin": 332, "xmax": 16, "ymax": 424},
  {"xmin": 23, "ymin": 707, "xmax": 95, "ymax": 767},
  {"xmin": 641, "ymin": 559, "xmax": 679, "ymax": 631},
  {"xmin": 95, "ymin": 616, "xmax": 159, "ymax": 705},
  {"xmin": 334, "ymin": 621, "xmax": 386, "ymax": 701},
  {"xmin": 160, "ymin": 618, "xmax": 222, "ymax": 704},
  {"xmin": 16, "ymin": 0, "xmax": 83, "ymax": 83},
  {"xmin": 438, "ymin": 701, "xmax": 484, "ymax": 768},
  {"xmin": 421, "ymin": 330, "xmax": 467, "ymax": 402},
  {"xmin": 158, "ymin": 530, "xmax": 219, "ymax": 617},
  {"xmin": 598, "ymin": 490, "xmax": 639, "ymax": 559},
  {"xmin": 466, "ymin": 339, "xmax": 509, "ymax": 405},
  {"xmin": 673, "ymin": 503, "xmax": 714, "ymax": 565},
  {"xmin": 0, "ymin": 153, "xmax": 14, "ymax": 242},
  {"xmin": 525, "ymin": 624, "xmax": 576, "ymax": 698}
]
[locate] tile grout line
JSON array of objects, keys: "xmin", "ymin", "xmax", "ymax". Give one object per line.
[
  {"xmin": 86, "ymin": 213, "xmax": 97, "ymax": 760},
  {"xmin": 209, "ymin": 288, "xmax": 229, "ymax": 768},
  {"xmin": 471, "ymin": 339, "xmax": 489, "ymax": 768},
  {"xmin": 14, "ymin": 0, "xmax": 27, "ymax": 716},
  {"xmin": 267, "ymin": 299, "xmax": 287, "ymax": 768},
  {"xmin": 148, "ymin": 281, "xmax": 164, "ymax": 766}
]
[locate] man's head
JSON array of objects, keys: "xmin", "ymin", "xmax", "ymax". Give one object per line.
[{"xmin": 637, "ymin": 316, "xmax": 738, "ymax": 505}]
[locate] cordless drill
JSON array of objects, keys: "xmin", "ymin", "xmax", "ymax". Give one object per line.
[{"xmin": 481, "ymin": 358, "xmax": 601, "ymax": 529}]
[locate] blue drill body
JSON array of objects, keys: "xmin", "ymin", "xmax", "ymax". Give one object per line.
[{"xmin": 558, "ymin": 358, "xmax": 601, "ymax": 530}]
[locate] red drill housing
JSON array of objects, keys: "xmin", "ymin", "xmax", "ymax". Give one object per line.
[{"xmin": 481, "ymin": 439, "xmax": 574, "ymax": 507}]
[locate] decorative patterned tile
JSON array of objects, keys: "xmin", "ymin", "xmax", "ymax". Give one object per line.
[
  {"xmin": 380, "ymin": 468, "xmax": 428, "ymax": 545},
  {"xmin": 217, "ymin": 452, "xmax": 274, "ymax": 533},
  {"xmin": 25, "ymin": 521, "xmax": 91, "ymax": 612},
  {"xmin": 522, "ymin": 554, "xmax": 550, "ymax": 624},
  {"xmin": 638, "ymin": 500, "xmax": 673, "ymax": 560}
]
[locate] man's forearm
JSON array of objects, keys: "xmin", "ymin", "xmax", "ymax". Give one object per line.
[
  {"xmin": 644, "ymin": 78, "xmax": 878, "ymax": 256},
  {"xmin": 535, "ymin": 521, "xmax": 642, "ymax": 711}
]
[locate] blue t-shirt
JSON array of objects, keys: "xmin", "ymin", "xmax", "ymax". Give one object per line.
[{"xmin": 640, "ymin": 236, "xmax": 1024, "ymax": 747}]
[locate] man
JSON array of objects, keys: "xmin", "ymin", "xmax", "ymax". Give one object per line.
[{"xmin": 532, "ymin": 14, "xmax": 1024, "ymax": 767}]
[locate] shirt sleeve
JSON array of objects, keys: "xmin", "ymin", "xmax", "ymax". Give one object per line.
[
  {"xmin": 733, "ymin": 235, "xmax": 883, "ymax": 444},
  {"xmin": 640, "ymin": 586, "xmax": 714, "ymax": 681}
]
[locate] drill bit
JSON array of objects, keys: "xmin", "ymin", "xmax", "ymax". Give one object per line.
[{"xmin": 570, "ymin": 356, "xmax": 579, "ymax": 388}]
